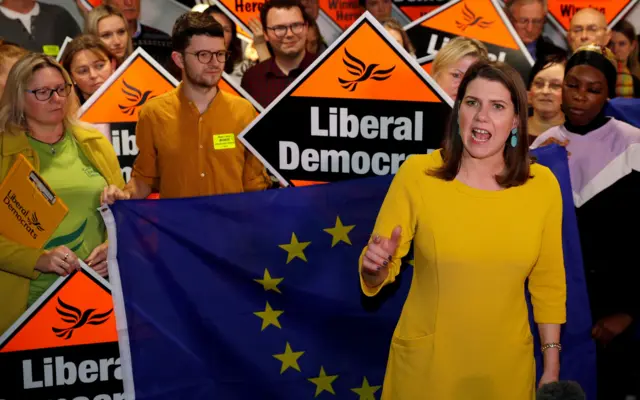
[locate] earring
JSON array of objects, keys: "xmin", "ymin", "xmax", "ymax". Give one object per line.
[{"xmin": 510, "ymin": 128, "xmax": 518, "ymax": 148}]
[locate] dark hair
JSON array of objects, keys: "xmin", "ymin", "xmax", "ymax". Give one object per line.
[
  {"xmin": 171, "ymin": 11, "xmax": 225, "ymax": 53},
  {"xmin": 260, "ymin": 0, "xmax": 312, "ymax": 31},
  {"xmin": 527, "ymin": 52, "xmax": 567, "ymax": 89},
  {"xmin": 430, "ymin": 61, "xmax": 532, "ymax": 188},
  {"xmin": 611, "ymin": 20, "xmax": 640, "ymax": 78},
  {"xmin": 206, "ymin": 5, "xmax": 242, "ymax": 74}
]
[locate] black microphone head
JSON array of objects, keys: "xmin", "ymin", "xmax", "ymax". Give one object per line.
[{"xmin": 536, "ymin": 381, "xmax": 586, "ymax": 400}]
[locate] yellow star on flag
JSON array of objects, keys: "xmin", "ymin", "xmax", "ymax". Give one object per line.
[
  {"xmin": 254, "ymin": 268, "xmax": 283, "ymax": 294},
  {"xmin": 253, "ymin": 302, "xmax": 283, "ymax": 331},
  {"xmin": 308, "ymin": 366, "xmax": 339, "ymax": 397},
  {"xmin": 351, "ymin": 377, "xmax": 381, "ymax": 400},
  {"xmin": 323, "ymin": 216, "xmax": 356, "ymax": 247},
  {"xmin": 273, "ymin": 342, "xmax": 304, "ymax": 374},
  {"xmin": 279, "ymin": 233, "xmax": 311, "ymax": 263},
  {"xmin": 408, "ymin": 259, "xmax": 415, "ymax": 266}
]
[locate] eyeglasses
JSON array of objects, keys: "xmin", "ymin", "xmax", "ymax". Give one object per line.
[
  {"xmin": 533, "ymin": 80, "xmax": 563, "ymax": 91},
  {"xmin": 570, "ymin": 25, "xmax": 605, "ymax": 34},
  {"xmin": 513, "ymin": 17, "xmax": 544, "ymax": 27},
  {"xmin": 184, "ymin": 50, "xmax": 229, "ymax": 64},
  {"xmin": 266, "ymin": 22, "xmax": 306, "ymax": 38},
  {"xmin": 25, "ymin": 84, "xmax": 72, "ymax": 101}
]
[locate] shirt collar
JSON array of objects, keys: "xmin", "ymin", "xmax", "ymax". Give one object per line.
[
  {"xmin": 133, "ymin": 20, "xmax": 142, "ymax": 39},
  {"xmin": 266, "ymin": 51, "xmax": 314, "ymax": 77}
]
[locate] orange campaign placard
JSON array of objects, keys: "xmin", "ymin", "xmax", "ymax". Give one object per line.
[
  {"xmin": 0, "ymin": 266, "xmax": 124, "ymax": 399},
  {"xmin": 215, "ymin": 0, "xmax": 264, "ymax": 33},
  {"xmin": 0, "ymin": 155, "xmax": 68, "ymax": 249},
  {"xmin": 405, "ymin": 0, "xmax": 533, "ymax": 81},
  {"xmin": 546, "ymin": 0, "xmax": 638, "ymax": 32},
  {"xmin": 394, "ymin": 0, "xmax": 449, "ymax": 21},
  {"xmin": 319, "ymin": 0, "xmax": 364, "ymax": 30},
  {"xmin": 238, "ymin": 12, "xmax": 452, "ymax": 187},
  {"xmin": 80, "ymin": 51, "xmax": 176, "ymax": 124}
]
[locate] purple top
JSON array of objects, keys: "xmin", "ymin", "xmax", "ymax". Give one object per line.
[{"xmin": 531, "ymin": 118, "xmax": 640, "ymax": 207}]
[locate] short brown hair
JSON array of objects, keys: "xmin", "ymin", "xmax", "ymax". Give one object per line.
[
  {"xmin": 0, "ymin": 41, "xmax": 29, "ymax": 75},
  {"xmin": 260, "ymin": 0, "xmax": 311, "ymax": 31},
  {"xmin": 430, "ymin": 61, "xmax": 532, "ymax": 188},
  {"xmin": 172, "ymin": 11, "xmax": 225, "ymax": 53},
  {"xmin": 60, "ymin": 34, "xmax": 114, "ymax": 77}
]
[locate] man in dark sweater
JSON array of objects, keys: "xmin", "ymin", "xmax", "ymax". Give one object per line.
[
  {"xmin": 0, "ymin": 0, "xmax": 80, "ymax": 56},
  {"xmin": 505, "ymin": 0, "xmax": 566, "ymax": 62}
]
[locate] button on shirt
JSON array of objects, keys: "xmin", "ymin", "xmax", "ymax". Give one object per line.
[
  {"xmin": 131, "ymin": 85, "xmax": 271, "ymax": 199},
  {"xmin": 240, "ymin": 52, "xmax": 316, "ymax": 108}
]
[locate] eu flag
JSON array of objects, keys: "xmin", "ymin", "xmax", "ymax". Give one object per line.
[{"xmin": 103, "ymin": 145, "xmax": 594, "ymax": 399}]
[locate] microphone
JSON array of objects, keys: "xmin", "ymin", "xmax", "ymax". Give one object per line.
[{"xmin": 536, "ymin": 381, "xmax": 586, "ymax": 400}]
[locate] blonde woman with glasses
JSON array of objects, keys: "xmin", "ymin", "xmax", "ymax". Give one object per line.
[
  {"xmin": 431, "ymin": 37, "xmax": 489, "ymax": 101},
  {"xmin": 0, "ymin": 54, "xmax": 124, "ymax": 334},
  {"xmin": 85, "ymin": 4, "xmax": 133, "ymax": 65}
]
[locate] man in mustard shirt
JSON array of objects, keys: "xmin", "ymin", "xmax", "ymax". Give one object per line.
[{"xmin": 102, "ymin": 11, "xmax": 270, "ymax": 203}]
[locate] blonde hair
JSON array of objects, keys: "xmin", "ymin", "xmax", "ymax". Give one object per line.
[
  {"xmin": 380, "ymin": 18, "xmax": 416, "ymax": 56},
  {"xmin": 84, "ymin": 5, "xmax": 133, "ymax": 62},
  {"xmin": 0, "ymin": 54, "xmax": 80, "ymax": 135},
  {"xmin": 0, "ymin": 41, "xmax": 29, "ymax": 75},
  {"xmin": 431, "ymin": 37, "xmax": 489, "ymax": 79}
]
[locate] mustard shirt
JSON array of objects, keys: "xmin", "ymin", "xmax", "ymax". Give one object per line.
[
  {"xmin": 132, "ymin": 85, "xmax": 271, "ymax": 198},
  {"xmin": 360, "ymin": 150, "xmax": 567, "ymax": 400}
]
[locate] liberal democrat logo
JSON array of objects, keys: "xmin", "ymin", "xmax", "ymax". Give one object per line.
[
  {"xmin": 52, "ymin": 297, "xmax": 113, "ymax": 340},
  {"xmin": 3, "ymin": 189, "xmax": 44, "ymax": 239},
  {"xmin": 119, "ymin": 80, "xmax": 154, "ymax": 116},
  {"xmin": 338, "ymin": 48, "xmax": 395, "ymax": 92},
  {"xmin": 456, "ymin": 4, "xmax": 494, "ymax": 31}
]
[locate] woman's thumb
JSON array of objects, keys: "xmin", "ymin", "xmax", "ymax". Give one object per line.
[{"xmin": 389, "ymin": 226, "xmax": 402, "ymax": 248}]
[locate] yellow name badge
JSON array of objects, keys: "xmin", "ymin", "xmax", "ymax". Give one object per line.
[
  {"xmin": 213, "ymin": 133, "xmax": 236, "ymax": 150},
  {"xmin": 42, "ymin": 45, "xmax": 60, "ymax": 57}
]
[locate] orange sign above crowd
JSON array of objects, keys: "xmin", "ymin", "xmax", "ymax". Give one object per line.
[
  {"xmin": 545, "ymin": 0, "xmax": 638, "ymax": 32},
  {"xmin": 394, "ymin": 0, "xmax": 449, "ymax": 21},
  {"xmin": 239, "ymin": 12, "xmax": 452, "ymax": 187},
  {"xmin": 319, "ymin": 0, "xmax": 364, "ymax": 30},
  {"xmin": 0, "ymin": 265, "xmax": 124, "ymax": 399},
  {"xmin": 405, "ymin": 0, "xmax": 534, "ymax": 81}
]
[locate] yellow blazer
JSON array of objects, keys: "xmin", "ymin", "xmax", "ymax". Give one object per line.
[{"xmin": 0, "ymin": 123, "xmax": 124, "ymax": 334}]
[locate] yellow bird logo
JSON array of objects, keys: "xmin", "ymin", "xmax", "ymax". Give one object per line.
[{"xmin": 456, "ymin": 4, "xmax": 494, "ymax": 31}]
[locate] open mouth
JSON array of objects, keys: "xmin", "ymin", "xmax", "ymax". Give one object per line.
[{"xmin": 471, "ymin": 128, "xmax": 491, "ymax": 143}]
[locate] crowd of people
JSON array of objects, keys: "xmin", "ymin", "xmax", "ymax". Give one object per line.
[{"xmin": 0, "ymin": 0, "xmax": 639, "ymax": 399}]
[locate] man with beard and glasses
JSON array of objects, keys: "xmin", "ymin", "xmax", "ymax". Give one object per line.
[
  {"xmin": 100, "ymin": 12, "xmax": 271, "ymax": 203},
  {"xmin": 241, "ymin": 0, "xmax": 316, "ymax": 107}
]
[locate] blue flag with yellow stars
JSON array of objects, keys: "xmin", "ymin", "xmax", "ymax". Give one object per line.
[{"xmin": 103, "ymin": 145, "xmax": 594, "ymax": 399}]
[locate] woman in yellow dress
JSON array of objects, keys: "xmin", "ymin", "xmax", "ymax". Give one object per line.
[{"xmin": 359, "ymin": 61, "xmax": 567, "ymax": 399}]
